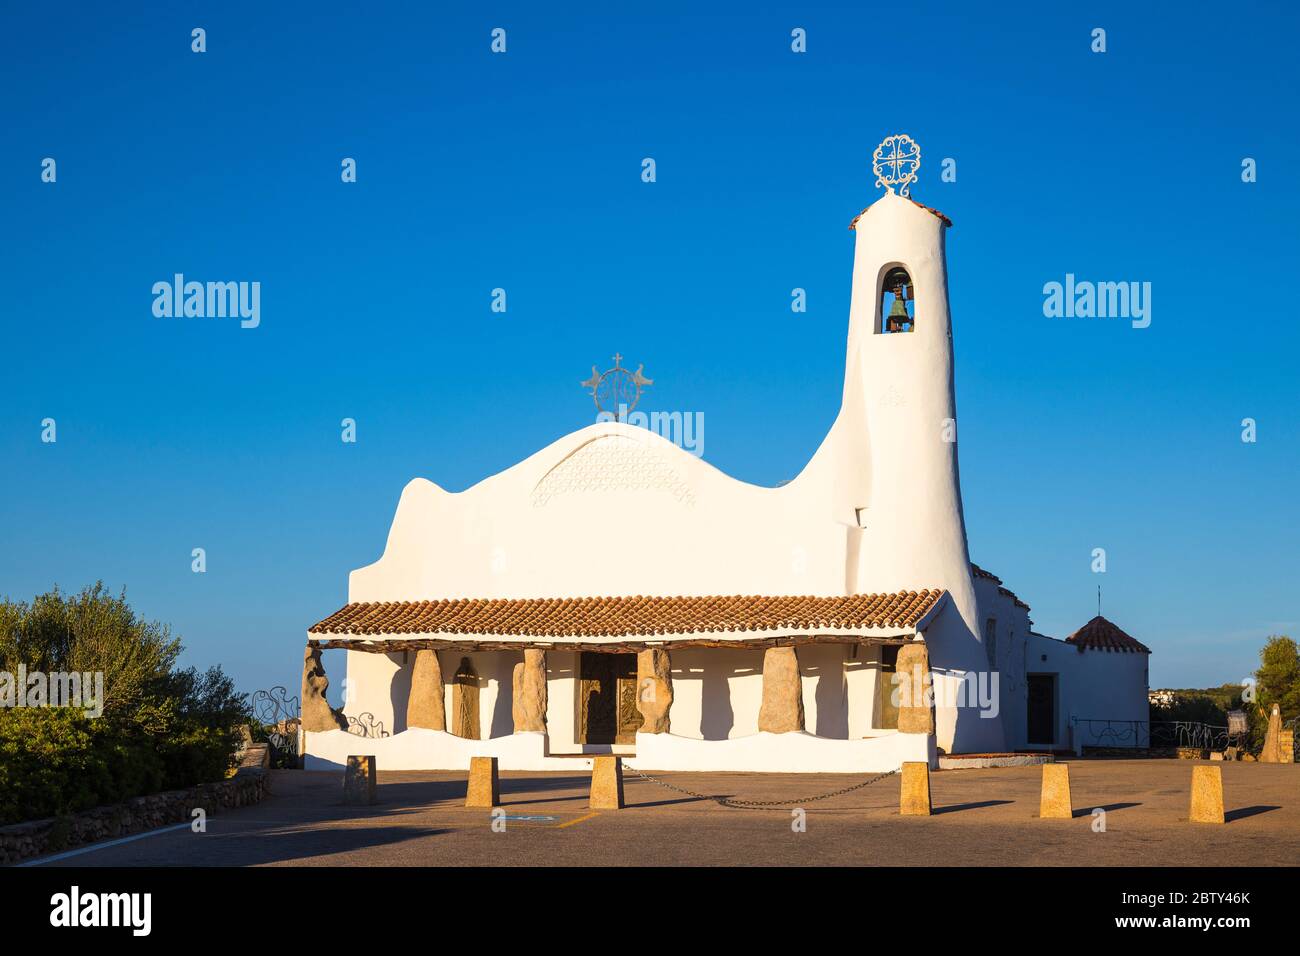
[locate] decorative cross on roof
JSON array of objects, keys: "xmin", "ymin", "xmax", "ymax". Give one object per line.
[
  {"xmin": 580, "ymin": 353, "xmax": 653, "ymax": 419},
  {"xmin": 872, "ymin": 134, "xmax": 922, "ymax": 198}
]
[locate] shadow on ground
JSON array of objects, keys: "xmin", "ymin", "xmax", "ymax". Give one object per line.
[
  {"xmin": 1225, "ymin": 804, "xmax": 1280, "ymax": 823},
  {"xmin": 933, "ymin": 800, "xmax": 1014, "ymax": 815},
  {"xmin": 1072, "ymin": 802, "xmax": 1141, "ymax": 818}
]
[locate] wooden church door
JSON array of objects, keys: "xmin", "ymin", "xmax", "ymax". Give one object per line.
[{"xmin": 579, "ymin": 652, "xmax": 643, "ymax": 745}]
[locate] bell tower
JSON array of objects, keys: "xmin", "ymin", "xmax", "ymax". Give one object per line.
[{"xmin": 830, "ymin": 135, "xmax": 1005, "ymax": 753}]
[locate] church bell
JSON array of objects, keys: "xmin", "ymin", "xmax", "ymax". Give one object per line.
[{"xmin": 884, "ymin": 268, "xmax": 913, "ymax": 332}]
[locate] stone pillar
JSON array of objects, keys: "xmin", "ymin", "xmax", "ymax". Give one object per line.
[
  {"xmin": 895, "ymin": 641, "xmax": 935, "ymax": 735},
  {"xmin": 636, "ymin": 648, "xmax": 673, "ymax": 733},
  {"xmin": 407, "ymin": 648, "xmax": 446, "ymax": 731},
  {"xmin": 1260, "ymin": 703, "xmax": 1284, "ymax": 763},
  {"xmin": 758, "ymin": 646, "xmax": 804, "ymax": 734},
  {"xmin": 301, "ymin": 644, "xmax": 348, "ymax": 733},
  {"xmin": 512, "ymin": 649, "xmax": 548, "ymax": 732},
  {"xmin": 452, "ymin": 658, "xmax": 481, "ymax": 740}
]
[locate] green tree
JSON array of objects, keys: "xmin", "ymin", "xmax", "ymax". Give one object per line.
[
  {"xmin": 1254, "ymin": 635, "xmax": 1300, "ymax": 721},
  {"xmin": 0, "ymin": 582, "xmax": 180, "ymax": 719}
]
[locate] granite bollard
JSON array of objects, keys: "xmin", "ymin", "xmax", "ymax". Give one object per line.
[
  {"xmin": 1188, "ymin": 765, "xmax": 1224, "ymax": 824},
  {"xmin": 899, "ymin": 761, "xmax": 932, "ymax": 816},
  {"xmin": 590, "ymin": 756, "xmax": 625, "ymax": 810},
  {"xmin": 466, "ymin": 756, "xmax": 500, "ymax": 808},
  {"xmin": 343, "ymin": 755, "xmax": 377, "ymax": 805},
  {"xmin": 1039, "ymin": 763, "xmax": 1072, "ymax": 819}
]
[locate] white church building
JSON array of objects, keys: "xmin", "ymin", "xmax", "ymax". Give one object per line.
[{"xmin": 300, "ymin": 136, "xmax": 1150, "ymax": 773}]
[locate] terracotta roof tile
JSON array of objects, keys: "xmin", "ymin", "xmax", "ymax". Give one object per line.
[
  {"xmin": 970, "ymin": 563, "xmax": 1002, "ymax": 584},
  {"xmin": 1065, "ymin": 615, "xmax": 1150, "ymax": 654},
  {"xmin": 909, "ymin": 199, "xmax": 952, "ymax": 227},
  {"xmin": 309, "ymin": 590, "xmax": 946, "ymax": 640}
]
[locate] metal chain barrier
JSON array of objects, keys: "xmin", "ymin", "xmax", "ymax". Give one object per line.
[{"xmin": 620, "ymin": 761, "xmax": 898, "ymax": 809}]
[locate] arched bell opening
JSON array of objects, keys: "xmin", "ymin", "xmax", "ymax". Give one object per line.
[{"xmin": 879, "ymin": 266, "xmax": 915, "ymax": 334}]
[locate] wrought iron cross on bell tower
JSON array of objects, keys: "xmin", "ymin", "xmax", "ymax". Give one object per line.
[{"xmin": 871, "ymin": 133, "xmax": 921, "ymax": 198}]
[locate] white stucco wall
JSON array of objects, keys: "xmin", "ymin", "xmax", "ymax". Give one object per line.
[
  {"xmin": 302, "ymin": 727, "xmax": 933, "ymax": 774},
  {"xmin": 303, "ymin": 728, "xmax": 587, "ymax": 772},
  {"xmin": 340, "ymin": 649, "xmax": 408, "ymax": 735},
  {"xmin": 1024, "ymin": 633, "xmax": 1150, "ymax": 751},
  {"xmin": 634, "ymin": 729, "xmax": 934, "ymax": 774},
  {"xmin": 665, "ymin": 647, "xmax": 763, "ymax": 740},
  {"xmin": 970, "ymin": 575, "xmax": 1034, "ymax": 749},
  {"xmin": 342, "ymin": 647, "xmax": 514, "ymax": 741},
  {"xmin": 847, "ymin": 644, "xmax": 882, "ymax": 739}
]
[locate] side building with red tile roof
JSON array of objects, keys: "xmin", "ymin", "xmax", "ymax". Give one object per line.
[{"xmin": 969, "ymin": 569, "xmax": 1151, "ymax": 753}]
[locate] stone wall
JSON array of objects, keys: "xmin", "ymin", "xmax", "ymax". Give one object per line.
[{"xmin": 0, "ymin": 767, "xmax": 270, "ymax": 866}]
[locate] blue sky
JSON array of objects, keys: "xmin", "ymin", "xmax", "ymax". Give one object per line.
[{"xmin": 2, "ymin": 1, "xmax": 1297, "ymax": 694}]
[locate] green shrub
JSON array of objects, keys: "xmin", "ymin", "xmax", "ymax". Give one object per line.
[
  {"xmin": 158, "ymin": 723, "xmax": 240, "ymax": 789},
  {"xmin": 0, "ymin": 585, "xmax": 250, "ymax": 826},
  {"xmin": 0, "ymin": 708, "xmax": 106, "ymax": 823}
]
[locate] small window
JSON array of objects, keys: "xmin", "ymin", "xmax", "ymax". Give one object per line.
[
  {"xmin": 984, "ymin": 617, "xmax": 997, "ymax": 666},
  {"xmin": 876, "ymin": 645, "xmax": 900, "ymax": 729},
  {"xmin": 881, "ymin": 267, "xmax": 915, "ymax": 333}
]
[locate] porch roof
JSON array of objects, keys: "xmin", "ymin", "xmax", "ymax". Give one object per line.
[{"xmin": 307, "ymin": 589, "xmax": 947, "ymax": 652}]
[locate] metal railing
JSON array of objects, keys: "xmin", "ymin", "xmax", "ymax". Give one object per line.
[
  {"xmin": 251, "ymin": 685, "xmax": 388, "ymax": 745},
  {"xmin": 1149, "ymin": 720, "xmax": 1232, "ymax": 752},
  {"xmin": 1068, "ymin": 718, "xmax": 1245, "ymax": 753},
  {"xmin": 346, "ymin": 712, "xmax": 389, "ymax": 739},
  {"xmin": 1069, "ymin": 717, "xmax": 1149, "ymax": 749},
  {"xmin": 250, "ymin": 686, "xmax": 301, "ymax": 765}
]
